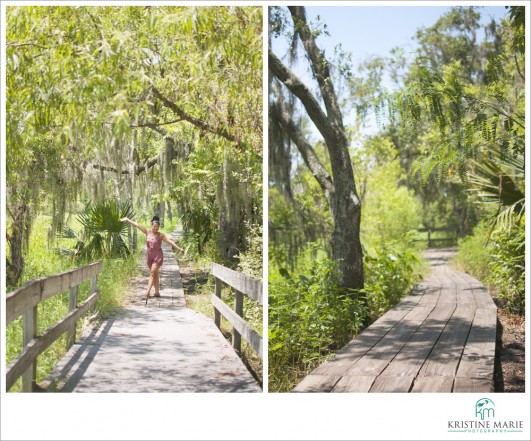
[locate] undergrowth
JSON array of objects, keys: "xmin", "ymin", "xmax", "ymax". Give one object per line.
[{"xmin": 6, "ymin": 215, "xmax": 142, "ymax": 392}]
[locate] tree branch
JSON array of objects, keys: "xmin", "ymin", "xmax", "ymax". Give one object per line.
[
  {"xmin": 467, "ymin": 96, "xmax": 525, "ymax": 130},
  {"xmin": 89, "ymin": 157, "xmax": 159, "ymax": 175},
  {"xmin": 269, "ymin": 49, "xmax": 335, "ymax": 142},
  {"xmin": 288, "ymin": 6, "xmax": 344, "ymax": 129},
  {"xmin": 7, "ymin": 42, "xmax": 48, "ymax": 50},
  {"xmin": 270, "ymin": 103, "xmax": 335, "ymax": 203},
  {"xmin": 103, "ymin": 120, "xmax": 168, "ymax": 136},
  {"xmin": 151, "ymin": 87, "xmax": 235, "ymax": 143},
  {"xmin": 514, "ymin": 55, "xmax": 525, "ymax": 82},
  {"xmin": 129, "ymin": 118, "xmax": 184, "ymax": 129}
]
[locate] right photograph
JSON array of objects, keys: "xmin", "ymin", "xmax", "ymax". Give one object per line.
[{"xmin": 268, "ymin": 6, "xmax": 525, "ymax": 392}]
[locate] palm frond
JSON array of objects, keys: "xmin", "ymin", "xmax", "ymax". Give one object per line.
[{"xmin": 467, "ymin": 146, "xmax": 525, "ymax": 235}]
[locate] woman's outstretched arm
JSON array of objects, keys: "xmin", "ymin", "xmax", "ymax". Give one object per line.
[
  {"xmin": 120, "ymin": 217, "xmax": 148, "ymax": 235},
  {"xmin": 161, "ymin": 234, "xmax": 185, "ymax": 254}
]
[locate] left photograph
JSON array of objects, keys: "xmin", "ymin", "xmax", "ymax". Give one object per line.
[{"xmin": 5, "ymin": 5, "xmax": 263, "ymax": 393}]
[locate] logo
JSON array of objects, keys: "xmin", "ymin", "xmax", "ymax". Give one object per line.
[
  {"xmin": 476, "ymin": 398, "xmax": 495, "ymax": 421},
  {"xmin": 447, "ymin": 398, "xmax": 524, "ymax": 434}
]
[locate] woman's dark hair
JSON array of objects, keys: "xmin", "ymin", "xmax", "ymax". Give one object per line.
[{"xmin": 151, "ymin": 216, "xmax": 160, "ymax": 224}]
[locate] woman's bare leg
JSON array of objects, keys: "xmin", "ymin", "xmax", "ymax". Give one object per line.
[
  {"xmin": 153, "ymin": 264, "xmax": 161, "ymax": 295},
  {"xmin": 146, "ymin": 264, "xmax": 156, "ymax": 297}
]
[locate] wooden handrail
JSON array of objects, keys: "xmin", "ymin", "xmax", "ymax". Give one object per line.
[
  {"xmin": 210, "ymin": 263, "xmax": 263, "ymax": 359},
  {"xmin": 6, "ymin": 261, "xmax": 102, "ymax": 392},
  {"xmin": 211, "ymin": 262, "xmax": 263, "ymax": 305},
  {"xmin": 6, "ymin": 261, "xmax": 102, "ymax": 324},
  {"xmin": 416, "ymin": 227, "xmax": 459, "ymax": 248}
]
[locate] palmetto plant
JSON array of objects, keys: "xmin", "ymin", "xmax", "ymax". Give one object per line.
[
  {"xmin": 467, "ymin": 147, "xmax": 524, "ymax": 235},
  {"xmin": 61, "ymin": 201, "xmax": 135, "ymax": 260}
]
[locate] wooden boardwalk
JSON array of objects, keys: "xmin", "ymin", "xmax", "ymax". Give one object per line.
[
  {"xmin": 293, "ymin": 248, "xmax": 497, "ymax": 393},
  {"xmin": 44, "ymin": 232, "xmax": 261, "ymax": 393}
]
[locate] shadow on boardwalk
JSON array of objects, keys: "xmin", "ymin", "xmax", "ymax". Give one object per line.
[
  {"xmin": 293, "ymin": 247, "xmax": 498, "ymax": 393},
  {"xmin": 45, "ymin": 231, "xmax": 261, "ymax": 393}
]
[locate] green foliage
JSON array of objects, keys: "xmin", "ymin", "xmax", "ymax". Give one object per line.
[
  {"xmin": 6, "ymin": 215, "xmax": 142, "ymax": 392},
  {"xmin": 7, "ymin": 216, "xmax": 75, "ymax": 290},
  {"xmin": 237, "ymin": 223, "xmax": 263, "ymax": 279},
  {"xmin": 363, "ymin": 234, "xmax": 424, "ymax": 319},
  {"xmin": 7, "ymin": 5, "xmax": 262, "ymax": 276},
  {"xmin": 356, "ymin": 137, "xmax": 422, "ymax": 248},
  {"xmin": 455, "ymin": 221, "xmax": 495, "ymax": 284},
  {"xmin": 456, "ymin": 217, "xmax": 525, "ymax": 314},
  {"xmin": 268, "ymin": 245, "xmax": 369, "ymax": 392},
  {"xmin": 467, "ymin": 147, "xmax": 524, "ymax": 232},
  {"xmin": 394, "ymin": 8, "xmax": 525, "ymax": 187},
  {"xmin": 95, "ymin": 255, "xmax": 143, "ymax": 315},
  {"xmin": 179, "ymin": 198, "xmax": 216, "ymax": 255},
  {"xmin": 487, "ymin": 216, "xmax": 525, "ymax": 314},
  {"xmin": 61, "ymin": 200, "xmax": 135, "ymax": 260},
  {"xmin": 269, "ymin": 153, "xmax": 333, "ymax": 270}
]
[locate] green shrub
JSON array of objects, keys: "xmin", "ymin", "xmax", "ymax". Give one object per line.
[
  {"xmin": 487, "ymin": 216, "xmax": 525, "ymax": 314},
  {"xmin": 6, "ymin": 215, "xmax": 142, "ymax": 392},
  {"xmin": 363, "ymin": 233, "xmax": 425, "ymax": 320},
  {"xmin": 237, "ymin": 223, "xmax": 263, "ymax": 279},
  {"xmin": 454, "ymin": 222, "xmax": 492, "ymax": 282},
  {"xmin": 268, "ymin": 244, "xmax": 369, "ymax": 392},
  {"xmin": 455, "ymin": 217, "xmax": 525, "ymax": 314}
]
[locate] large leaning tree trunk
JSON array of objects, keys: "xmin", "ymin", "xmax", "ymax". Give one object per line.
[{"xmin": 269, "ymin": 6, "xmax": 363, "ymax": 291}]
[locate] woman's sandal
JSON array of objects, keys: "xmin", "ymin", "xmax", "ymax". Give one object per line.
[{"xmin": 154, "ymin": 292, "xmax": 161, "ymax": 298}]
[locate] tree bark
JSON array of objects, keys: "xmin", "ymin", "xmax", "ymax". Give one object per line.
[
  {"xmin": 269, "ymin": 6, "xmax": 364, "ymax": 291},
  {"xmin": 218, "ymin": 149, "xmax": 242, "ymax": 262},
  {"xmin": 6, "ymin": 201, "xmax": 27, "ymax": 287}
]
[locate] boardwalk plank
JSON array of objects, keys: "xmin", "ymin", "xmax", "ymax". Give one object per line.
[
  {"xmin": 331, "ymin": 376, "xmax": 375, "ymax": 392},
  {"xmin": 312, "ymin": 294, "xmax": 423, "ymax": 376},
  {"xmin": 411, "ymin": 376, "xmax": 454, "ymax": 392},
  {"xmin": 293, "ymin": 248, "xmax": 497, "ymax": 393},
  {"xmin": 417, "ymin": 304, "xmax": 476, "ymax": 378},
  {"xmin": 455, "ymin": 308, "xmax": 497, "ymax": 381},
  {"xmin": 370, "ymin": 375, "xmax": 415, "ymax": 392},
  {"xmin": 45, "ymin": 231, "xmax": 260, "ymax": 393},
  {"xmin": 380, "ymin": 303, "xmax": 456, "ymax": 378},
  {"xmin": 344, "ymin": 305, "xmax": 435, "ymax": 377},
  {"xmin": 292, "ymin": 375, "xmax": 341, "ymax": 392},
  {"xmin": 453, "ymin": 378, "xmax": 494, "ymax": 393}
]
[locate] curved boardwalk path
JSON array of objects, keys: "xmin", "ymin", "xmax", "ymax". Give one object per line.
[
  {"xmin": 45, "ymin": 231, "xmax": 260, "ymax": 393},
  {"xmin": 293, "ymin": 248, "xmax": 497, "ymax": 393}
]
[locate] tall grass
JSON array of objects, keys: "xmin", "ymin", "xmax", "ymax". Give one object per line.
[
  {"xmin": 455, "ymin": 217, "xmax": 525, "ymax": 314},
  {"xmin": 268, "ymin": 236, "xmax": 425, "ymax": 392},
  {"xmin": 6, "ymin": 215, "xmax": 142, "ymax": 392}
]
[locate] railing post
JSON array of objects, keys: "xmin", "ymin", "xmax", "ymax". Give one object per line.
[
  {"xmin": 214, "ymin": 277, "xmax": 222, "ymax": 328},
  {"xmin": 22, "ymin": 306, "xmax": 37, "ymax": 392},
  {"xmin": 427, "ymin": 229, "xmax": 431, "ymax": 247},
  {"xmin": 90, "ymin": 275, "xmax": 97, "ymax": 295},
  {"xmin": 89, "ymin": 275, "xmax": 97, "ymax": 314},
  {"xmin": 66, "ymin": 286, "xmax": 79, "ymax": 349},
  {"xmin": 233, "ymin": 289, "xmax": 243, "ymax": 354}
]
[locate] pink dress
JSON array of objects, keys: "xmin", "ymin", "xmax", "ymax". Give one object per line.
[{"xmin": 146, "ymin": 232, "xmax": 163, "ymax": 268}]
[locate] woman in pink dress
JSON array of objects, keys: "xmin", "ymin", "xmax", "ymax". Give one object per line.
[{"xmin": 120, "ymin": 216, "xmax": 185, "ymax": 299}]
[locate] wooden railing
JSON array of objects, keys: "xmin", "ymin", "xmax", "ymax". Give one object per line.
[
  {"xmin": 211, "ymin": 263, "xmax": 263, "ymax": 359},
  {"xmin": 6, "ymin": 261, "xmax": 102, "ymax": 392},
  {"xmin": 417, "ymin": 227, "xmax": 459, "ymax": 247}
]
